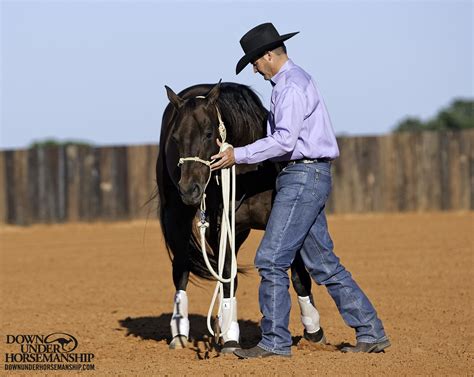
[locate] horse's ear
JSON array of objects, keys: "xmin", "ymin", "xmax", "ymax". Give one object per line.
[
  {"xmin": 206, "ymin": 79, "xmax": 222, "ymax": 105},
  {"xmin": 165, "ymin": 85, "xmax": 184, "ymax": 109}
]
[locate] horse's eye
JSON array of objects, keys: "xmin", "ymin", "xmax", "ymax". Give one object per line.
[{"xmin": 206, "ymin": 132, "xmax": 213, "ymax": 139}]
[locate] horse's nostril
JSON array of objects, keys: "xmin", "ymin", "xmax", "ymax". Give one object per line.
[{"xmin": 178, "ymin": 182, "xmax": 203, "ymax": 205}]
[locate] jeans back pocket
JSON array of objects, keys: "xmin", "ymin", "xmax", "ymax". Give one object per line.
[{"xmin": 312, "ymin": 167, "xmax": 332, "ymax": 202}]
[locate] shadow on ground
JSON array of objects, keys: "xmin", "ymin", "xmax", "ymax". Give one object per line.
[
  {"xmin": 118, "ymin": 313, "xmax": 262, "ymax": 348},
  {"xmin": 118, "ymin": 314, "xmax": 343, "ymax": 359}
]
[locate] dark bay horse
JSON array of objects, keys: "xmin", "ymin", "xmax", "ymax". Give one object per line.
[{"xmin": 156, "ymin": 81, "xmax": 321, "ymax": 352}]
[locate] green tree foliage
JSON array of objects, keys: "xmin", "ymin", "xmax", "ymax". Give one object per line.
[{"xmin": 393, "ymin": 99, "xmax": 473, "ymax": 132}]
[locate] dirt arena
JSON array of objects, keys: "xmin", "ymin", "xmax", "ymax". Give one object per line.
[{"xmin": 1, "ymin": 212, "xmax": 472, "ymax": 376}]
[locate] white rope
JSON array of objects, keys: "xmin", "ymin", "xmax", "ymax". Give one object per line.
[{"xmin": 177, "ymin": 102, "xmax": 237, "ymax": 338}]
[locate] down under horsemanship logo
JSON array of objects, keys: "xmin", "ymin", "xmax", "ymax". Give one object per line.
[
  {"xmin": 43, "ymin": 333, "xmax": 78, "ymax": 353},
  {"xmin": 4, "ymin": 332, "xmax": 95, "ymax": 372}
]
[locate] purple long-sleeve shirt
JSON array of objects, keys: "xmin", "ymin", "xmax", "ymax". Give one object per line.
[{"xmin": 234, "ymin": 59, "xmax": 339, "ymax": 164}]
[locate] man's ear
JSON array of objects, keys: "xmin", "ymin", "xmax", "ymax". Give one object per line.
[
  {"xmin": 165, "ymin": 85, "xmax": 184, "ymax": 109},
  {"xmin": 206, "ymin": 79, "xmax": 222, "ymax": 105}
]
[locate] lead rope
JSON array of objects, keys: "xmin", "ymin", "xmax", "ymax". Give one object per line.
[{"xmin": 177, "ymin": 101, "xmax": 237, "ymax": 339}]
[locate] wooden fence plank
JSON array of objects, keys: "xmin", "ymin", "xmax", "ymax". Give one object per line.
[
  {"xmin": 379, "ymin": 134, "xmax": 396, "ymax": 212},
  {"xmin": 146, "ymin": 145, "xmax": 160, "ymax": 218},
  {"xmin": 4, "ymin": 151, "xmax": 16, "ymax": 223},
  {"xmin": 0, "ymin": 152, "xmax": 5, "ymax": 223},
  {"xmin": 98, "ymin": 146, "xmax": 129, "ymax": 220},
  {"xmin": 394, "ymin": 132, "xmax": 417, "ymax": 211},
  {"xmin": 447, "ymin": 132, "xmax": 462, "ymax": 210},
  {"xmin": 348, "ymin": 137, "xmax": 364, "ymax": 212},
  {"xmin": 8, "ymin": 150, "xmax": 30, "ymax": 225},
  {"xmin": 58, "ymin": 146, "xmax": 67, "ymax": 222},
  {"xmin": 468, "ymin": 130, "xmax": 474, "ymax": 210},
  {"xmin": 79, "ymin": 147, "xmax": 101, "ymax": 221},
  {"xmin": 457, "ymin": 129, "xmax": 473, "ymax": 210},
  {"xmin": 127, "ymin": 145, "xmax": 151, "ymax": 219},
  {"xmin": 417, "ymin": 132, "xmax": 441, "ymax": 211},
  {"xmin": 66, "ymin": 145, "xmax": 81, "ymax": 221},
  {"xmin": 357, "ymin": 136, "xmax": 381, "ymax": 212},
  {"xmin": 35, "ymin": 147, "xmax": 63, "ymax": 223},
  {"xmin": 331, "ymin": 137, "xmax": 357, "ymax": 213},
  {"xmin": 439, "ymin": 131, "xmax": 452, "ymax": 210},
  {"xmin": 369, "ymin": 136, "xmax": 384, "ymax": 212}
]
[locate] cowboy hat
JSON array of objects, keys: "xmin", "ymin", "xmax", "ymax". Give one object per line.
[{"xmin": 236, "ymin": 22, "xmax": 299, "ymax": 74}]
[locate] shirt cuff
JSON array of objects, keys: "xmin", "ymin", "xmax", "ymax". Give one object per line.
[{"xmin": 233, "ymin": 147, "xmax": 248, "ymax": 164}]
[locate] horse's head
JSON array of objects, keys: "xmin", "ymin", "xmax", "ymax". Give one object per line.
[{"xmin": 165, "ymin": 81, "xmax": 222, "ymax": 206}]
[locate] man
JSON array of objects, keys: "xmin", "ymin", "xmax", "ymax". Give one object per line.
[{"xmin": 211, "ymin": 22, "xmax": 390, "ymax": 358}]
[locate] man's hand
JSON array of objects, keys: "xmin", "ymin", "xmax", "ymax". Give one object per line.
[{"xmin": 210, "ymin": 139, "xmax": 236, "ymax": 170}]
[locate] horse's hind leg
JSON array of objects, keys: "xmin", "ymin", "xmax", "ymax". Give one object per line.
[
  {"xmin": 219, "ymin": 229, "xmax": 250, "ymax": 353},
  {"xmin": 291, "ymin": 252, "xmax": 326, "ymax": 344},
  {"xmin": 163, "ymin": 200, "xmax": 195, "ymax": 349}
]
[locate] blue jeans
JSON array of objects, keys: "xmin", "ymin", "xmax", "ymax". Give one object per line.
[{"xmin": 255, "ymin": 162, "xmax": 387, "ymax": 355}]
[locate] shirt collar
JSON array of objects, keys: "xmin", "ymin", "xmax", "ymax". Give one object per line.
[{"xmin": 270, "ymin": 59, "xmax": 294, "ymax": 86}]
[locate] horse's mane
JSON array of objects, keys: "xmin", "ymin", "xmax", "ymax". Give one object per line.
[
  {"xmin": 179, "ymin": 82, "xmax": 268, "ymax": 146},
  {"xmin": 216, "ymin": 83, "xmax": 268, "ymax": 146}
]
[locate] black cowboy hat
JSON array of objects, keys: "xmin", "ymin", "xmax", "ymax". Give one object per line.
[{"xmin": 236, "ymin": 22, "xmax": 299, "ymax": 74}]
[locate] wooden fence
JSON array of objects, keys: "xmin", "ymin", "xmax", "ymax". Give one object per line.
[
  {"xmin": 0, "ymin": 145, "xmax": 159, "ymax": 225},
  {"xmin": 0, "ymin": 130, "xmax": 472, "ymax": 225}
]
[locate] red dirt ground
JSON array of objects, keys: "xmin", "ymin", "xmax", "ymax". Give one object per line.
[{"xmin": 1, "ymin": 212, "xmax": 472, "ymax": 376}]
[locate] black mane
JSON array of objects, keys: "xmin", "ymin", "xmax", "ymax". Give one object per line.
[{"xmin": 178, "ymin": 82, "xmax": 268, "ymax": 146}]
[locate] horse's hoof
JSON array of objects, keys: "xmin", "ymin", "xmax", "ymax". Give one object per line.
[
  {"xmin": 169, "ymin": 335, "xmax": 188, "ymax": 349},
  {"xmin": 303, "ymin": 328, "xmax": 326, "ymax": 344},
  {"xmin": 221, "ymin": 340, "xmax": 241, "ymax": 354}
]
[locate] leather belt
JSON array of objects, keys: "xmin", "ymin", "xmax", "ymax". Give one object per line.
[{"xmin": 277, "ymin": 158, "xmax": 332, "ymax": 171}]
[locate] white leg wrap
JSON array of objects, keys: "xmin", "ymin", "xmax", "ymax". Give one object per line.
[
  {"xmin": 218, "ymin": 297, "xmax": 240, "ymax": 342},
  {"xmin": 170, "ymin": 290, "xmax": 189, "ymax": 338},
  {"xmin": 298, "ymin": 296, "xmax": 321, "ymax": 333}
]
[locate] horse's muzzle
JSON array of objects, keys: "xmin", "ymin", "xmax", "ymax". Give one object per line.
[{"xmin": 178, "ymin": 182, "xmax": 204, "ymax": 206}]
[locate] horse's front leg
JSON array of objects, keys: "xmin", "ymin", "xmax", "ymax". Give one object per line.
[
  {"xmin": 163, "ymin": 199, "xmax": 195, "ymax": 349},
  {"xmin": 170, "ymin": 288, "xmax": 189, "ymax": 349},
  {"xmin": 218, "ymin": 229, "xmax": 250, "ymax": 353},
  {"xmin": 169, "ymin": 255, "xmax": 191, "ymax": 349},
  {"xmin": 291, "ymin": 252, "xmax": 326, "ymax": 344}
]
